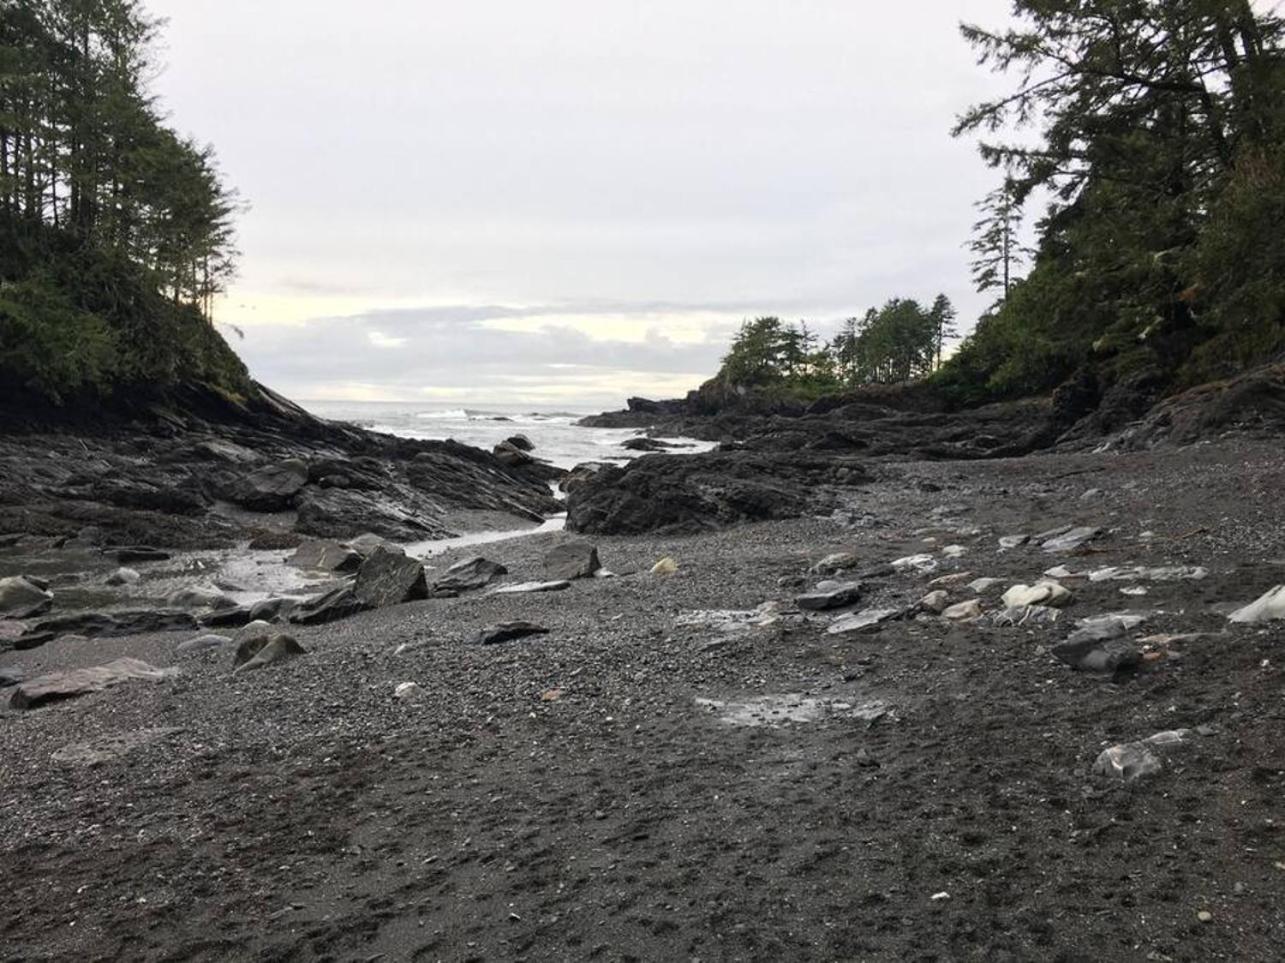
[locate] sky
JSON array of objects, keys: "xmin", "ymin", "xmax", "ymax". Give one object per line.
[{"xmin": 150, "ymin": 0, "xmax": 1017, "ymax": 408}]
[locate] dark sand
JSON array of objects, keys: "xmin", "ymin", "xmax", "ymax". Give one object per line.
[{"xmin": 2, "ymin": 440, "xmax": 1283, "ymax": 961}]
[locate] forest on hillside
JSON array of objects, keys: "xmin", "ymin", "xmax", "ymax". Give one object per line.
[
  {"xmin": 0, "ymin": 0, "xmax": 246, "ymax": 402},
  {"xmin": 712, "ymin": 1, "xmax": 1284, "ymax": 411}
]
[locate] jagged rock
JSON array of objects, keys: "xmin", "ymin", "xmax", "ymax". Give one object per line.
[
  {"xmin": 288, "ymin": 539, "xmax": 363, "ymax": 573},
  {"xmin": 233, "ymin": 633, "xmax": 306, "ymax": 673},
  {"xmin": 544, "ymin": 542, "xmax": 601, "ymax": 581},
  {"xmin": 474, "ymin": 621, "xmax": 550, "ymax": 645},
  {"xmin": 105, "ymin": 567, "xmax": 140, "ymax": 586},
  {"xmin": 1002, "ymin": 581, "xmax": 1072, "ymax": 608},
  {"xmin": 827, "ymin": 607, "xmax": 902, "ymax": 634},
  {"xmin": 233, "ymin": 620, "xmax": 275, "ymax": 647},
  {"xmin": 232, "ymin": 459, "xmax": 308, "ymax": 511},
  {"xmin": 10, "ymin": 658, "xmax": 178, "ymax": 709},
  {"xmin": 796, "ymin": 580, "xmax": 862, "ymax": 611},
  {"xmin": 176, "ymin": 633, "xmax": 231, "ymax": 654},
  {"xmin": 942, "ymin": 599, "xmax": 983, "ymax": 621},
  {"xmin": 621, "ymin": 436, "xmax": 673, "ymax": 452},
  {"xmin": 491, "ymin": 580, "xmax": 572, "ymax": 595},
  {"xmin": 394, "ymin": 681, "xmax": 425, "ymax": 701},
  {"xmin": 295, "ymin": 487, "xmax": 444, "ymax": 543},
  {"xmin": 432, "ymin": 556, "xmax": 507, "ymax": 594},
  {"xmin": 354, "ymin": 547, "xmax": 429, "ymax": 607},
  {"xmin": 0, "ymin": 576, "xmax": 53, "ymax": 618},
  {"xmin": 199, "ymin": 605, "xmax": 257, "ymax": 628},
  {"xmin": 17, "ymin": 609, "xmax": 197, "ymax": 649},
  {"xmin": 1042, "ymin": 526, "xmax": 1100, "ymax": 553},
  {"xmin": 1228, "ymin": 585, "xmax": 1285, "ymax": 623},
  {"xmin": 505, "ymin": 434, "xmax": 535, "ymax": 452},
  {"xmin": 493, "ymin": 441, "xmax": 534, "ymax": 467},
  {"xmin": 559, "ymin": 461, "xmax": 609, "ymax": 495},
  {"xmin": 289, "ymin": 586, "xmax": 369, "ymax": 626},
  {"xmin": 1093, "ymin": 730, "xmax": 1190, "ymax": 782},
  {"xmin": 347, "ymin": 533, "xmax": 403, "ymax": 558},
  {"xmin": 918, "ymin": 590, "xmax": 950, "ymax": 614},
  {"xmin": 247, "ymin": 596, "xmax": 298, "ymax": 623}
]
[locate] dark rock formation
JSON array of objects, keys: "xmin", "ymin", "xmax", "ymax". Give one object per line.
[
  {"xmin": 16, "ymin": 610, "xmax": 199, "ymax": 649},
  {"xmin": 544, "ymin": 542, "xmax": 601, "ymax": 580},
  {"xmin": 353, "ymin": 547, "xmax": 430, "ymax": 607},
  {"xmin": 432, "ymin": 556, "xmax": 508, "ymax": 594}
]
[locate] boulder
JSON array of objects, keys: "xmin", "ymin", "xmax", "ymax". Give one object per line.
[
  {"xmin": 105, "ymin": 567, "xmax": 141, "ymax": 586},
  {"xmin": 544, "ymin": 542, "xmax": 601, "ymax": 581},
  {"xmin": 347, "ymin": 533, "xmax": 404, "ymax": 558},
  {"xmin": 288, "ymin": 539, "xmax": 363, "ymax": 573},
  {"xmin": 432, "ymin": 556, "xmax": 507, "ymax": 594},
  {"xmin": 295, "ymin": 487, "xmax": 443, "ymax": 543},
  {"xmin": 796, "ymin": 580, "xmax": 862, "ymax": 611},
  {"xmin": 474, "ymin": 621, "xmax": 550, "ymax": 645},
  {"xmin": 17, "ymin": 610, "xmax": 198, "ymax": 649},
  {"xmin": 0, "ymin": 576, "xmax": 53, "ymax": 619},
  {"xmin": 1228, "ymin": 585, "xmax": 1285, "ymax": 623},
  {"xmin": 1042, "ymin": 526, "xmax": 1100, "ymax": 553},
  {"xmin": 233, "ymin": 633, "xmax": 307, "ymax": 673},
  {"xmin": 247, "ymin": 596, "xmax": 298, "ymax": 623},
  {"xmin": 232, "ymin": 459, "xmax": 309, "ymax": 511},
  {"xmin": 1001, "ymin": 581, "xmax": 1072, "ymax": 608},
  {"xmin": 491, "ymin": 580, "xmax": 572, "ymax": 595},
  {"xmin": 493, "ymin": 441, "xmax": 534, "ymax": 467},
  {"xmin": 354, "ymin": 547, "xmax": 430, "ymax": 607},
  {"xmin": 505, "ymin": 434, "xmax": 535, "ymax": 452},
  {"xmin": 942, "ymin": 599, "xmax": 983, "ymax": 621},
  {"xmin": 918, "ymin": 590, "xmax": 950, "ymax": 614},
  {"xmin": 288, "ymin": 586, "xmax": 369, "ymax": 626},
  {"xmin": 10, "ymin": 658, "xmax": 178, "ymax": 710}
]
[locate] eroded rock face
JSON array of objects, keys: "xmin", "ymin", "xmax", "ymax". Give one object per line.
[{"xmin": 567, "ymin": 452, "xmax": 870, "ymax": 536}]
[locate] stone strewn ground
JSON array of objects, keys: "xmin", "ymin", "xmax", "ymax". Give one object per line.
[{"xmin": 1, "ymin": 440, "xmax": 1283, "ymax": 961}]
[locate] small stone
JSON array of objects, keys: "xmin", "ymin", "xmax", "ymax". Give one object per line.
[
  {"xmin": 474, "ymin": 621, "xmax": 550, "ymax": 645},
  {"xmin": 490, "ymin": 580, "xmax": 571, "ymax": 595},
  {"xmin": 1197, "ymin": 911, "xmax": 1213, "ymax": 924},
  {"xmin": 998, "ymin": 535, "xmax": 1029, "ymax": 550},
  {"xmin": 967, "ymin": 577, "xmax": 1002, "ymax": 593},
  {"xmin": 827, "ymin": 608, "xmax": 901, "ymax": 635},
  {"xmin": 650, "ymin": 557, "xmax": 679, "ymax": 576},
  {"xmin": 544, "ymin": 542, "xmax": 601, "ymax": 581},
  {"xmin": 811, "ymin": 553, "xmax": 859, "ymax": 575},
  {"xmin": 942, "ymin": 599, "xmax": 983, "ymax": 621},
  {"xmin": 105, "ymin": 567, "xmax": 141, "ymax": 586},
  {"xmin": 233, "ymin": 634, "xmax": 306, "ymax": 673},
  {"xmin": 1042, "ymin": 526, "xmax": 1099, "ymax": 553},
  {"xmin": 796, "ymin": 580, "xmax": 863, "ymax": 611},
  {"xmin": 891, "ymin": 554, "xmax": 937, "ymax": 574},
  {"xmin": 919, "ymin": 590, "xmax": 950, "ymax": 614},
  {"xmin": 1228, "ymin": 585, "xmax": 1285, "ymax": 624},
  {"xmin": 1002, "ymin": 581, "xmax": 1072, "ymax": 608},
  {"xmin": 394, "ymin": 682, "xmax": 424, "ymax": 701},
  {"xmin": 941, "ymin": 545, "xmax": 967, "ymax": 558}
]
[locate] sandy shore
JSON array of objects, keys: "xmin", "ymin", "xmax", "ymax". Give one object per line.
[{"xmin": 2, "ymin": 439, "xmax": 1284, "ymax": 961}]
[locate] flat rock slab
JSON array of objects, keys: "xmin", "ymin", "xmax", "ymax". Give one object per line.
[
  {"xmin": 1228, "ymin": 585, "xmax": 1285, "ymax": 623},
  {"xmin": 176, "ymin": 633, "xmax": 232, "ymax": 655},
  {"xmin": 796, "ymin": 580, "xmax": 862, "ymax": 611},
  {"xmin": 289, "ymin": 539, "xmax": 362, "ymax": 573},
  {"xmin": 17, "ymin": 610, "xmax": 199, "ymax": 650},
  {"xmin": 475, "ymin": 621, "xmax": 550, "ymax": 645},
  {"xmin": 544, "ymin": 542, "xmax": 601, "ymax": 581},
  {"xmin": 491, "ymin": 580, "xmax": 572, "ymax": 595},
  {"xmin": 1042, "ymin": 526, "xmax": 1100, "ymax": 552},
  {"xmin": 827, "ymin": 608, "xmax": 902, "ymax": 635},
  {"xmin": 52, "ymin": 727, "xmax": 184, "ymax": 767},
  {"xmin": 289, "ymin": 586, "xmax": 370, "ymax": 626},
  {"xmin": 106, "ymin": 547, "xmax": 171, "ymax": 563},
  {"xmin": 10, "ymin": 658, "xmax": 179, "ymax": 710},
  {"xmin": 354, "ymin": 547, "xmax": 429, "ymax": 607},
  {"xmin": 696, "ymin": 693, "xmax": 890, "ymax": 728}
]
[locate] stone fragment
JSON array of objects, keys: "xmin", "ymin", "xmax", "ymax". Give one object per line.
[
  {"xmin": 990, "ymin": 605, "xmax": 1062, "ymax": 627},
  {"xmin": 289, "ymin": 586, "xmax": 370, "ymax": 625},
  {"xmin": 942, "ymin": 599, "xmax": 983, "ymax": 621},
  {"xmin": 1002, "ymin": 581, "xmax": 1072, "ymax": 608},
  {"xmin": 490, "ymin": 580, "xmax": 572, "ymax": 595},
  {"xmin": 651, "ymin": 557, "xmax": 679, "ymax": 576},
  {"xmin": 1051, "ymin": 633, "xmax": 1141, "ymax": 673},
  {"xmin": 1042, "ymin": 526, "xmax": 1099, "ymax": 553},
  {"xmin": 796, "ymin": 580, "xmax": 863, "ymax": 611},
  {"xmin": 475, "ymin": 621, "xmax": 550, "ymax": 645},
  {"xmin": 967, "ymin": 577, "xmax": 1003, "ymax": 594},
  {"xmin": 891, "ymin": 554, "xmax": 937, "ymax": 574},
  {"xmin": 544, "ymin": 542, "xmax": 601, "ymax": 581},
  {"xmin": 394, "ymin": 681, "xmax": 425, "ymax": 701},
  {"xmin": 233, "ymin": 634, "xmax": 307, "ymax": 673},
  {"xmin": 1088, "ymin": 565, "xmax": 1208, "ymax": 582},
  {"xmin": 105, "ymin": 567, "xmax": 140, "ymax": 586},
  {"xmin": 1228, "ymin": 585, "xmax": 1285, "ymax": 623},
  {"xmin": 106, "ymin": 547, "xmax": 171, "ymax": 563},
  {"xmin": 166, "ymin": 586, "xmax": 237, "ymax": 610},
  {"xmin": 941, "ymin": 545, "xmax": 967, "ymax": 558},
  {"xmin": 1093, "ymin": 729, "xmax": 1190, "ymax": 782},
  {"xmin": 10, "ymin": 658, "xmax": 178, "ymax": 709},
  {"xmin": 811, "ymin": 553, "xmax": 859, "ymax": 575},
  {"xmin": 176, "ymin": 633, "xmax": 232, "ymax": 654},
  {"xmin": 827, "ymin": 608, "xmax": 902, "ymax": 635},
  {"xmin": 998, "ymin": 535, "xmax": 1029, "ymax": 550},
  {"xmin": 235, "ymin": 459, "xmax": 309, "ymax": 511},
  {"xmin": 17, "ymin": 610, "xmax": 198, "ymax": 649},
  {"xmin": 928, "ymin": 571, "xmax": 974, "ymax": 587},
  {"xmin": 919, "ymin": 590, "xmax": 950, "ymax": 614}
]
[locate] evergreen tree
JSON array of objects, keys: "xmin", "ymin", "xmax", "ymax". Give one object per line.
[
  {"xmin": 968, "ymin": 177, "xmax": 1024, "ymax": 300},
  {"xmin": 928, "ymin": 294, "xmax": 957, "ymax": 368}
]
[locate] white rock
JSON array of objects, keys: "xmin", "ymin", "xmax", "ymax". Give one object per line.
[
  {"xmin": 827, "ymin": 608, "xmax": 901, "ymax": 635},
  {"xmin": 891, "ymin": 554, "xmax": 937, "ymax": 574},
  {"xmin": 394, "ymin": 682, "xmax": 424, "ymax": 701},
  {"xmin": 1089, "ymin": 565, "xmax": 1208, "ymax": 582},
  {"xmin": 967, "ymin": 577, "xmax": 1003, "ymax": 593},
  {"xmin": 942, "ymin": 599, "xmax": 983, "ymax": 621},
  {"xmin": 941, "ymin": 545, "xmax": 967, "ymax": 558},
  {"xmin": 998, "ymin": 535, "xmax": 1029, "ymax": 550},
  {"xmin": 1002, "ymin": 581, "xmax": 1072, "ymax": 608},
  {"xmin": 1228, "ymin": 585, "xmax": 1285, "ymax": 624},
  {"xmin": 928, "ymin": 572, "xmax": 974, "ymax": 587},
  {"xmin": 1042, "ymin": 526, "xmax": 1100, "ymax": 553}
]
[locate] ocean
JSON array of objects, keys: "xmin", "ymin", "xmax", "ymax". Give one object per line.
[{"xmin": 299, "ymin": 400, "xmax": 714, "ymax": 470}]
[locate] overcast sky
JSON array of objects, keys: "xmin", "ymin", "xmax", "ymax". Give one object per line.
[{"xmin": 151, "ymin": 0, "xmax": 1016, "ymax": 407}]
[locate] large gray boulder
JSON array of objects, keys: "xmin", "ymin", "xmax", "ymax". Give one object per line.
[
  {"xmin": 289, "ymin": 586, "xmax": 369, "ymax": 626},
  {"xmin": 432, "ymin": 556, "xmax": 508, "ymax": 594},
  {"xmin": 544, "ymin": 542, "xmax": 601, "ymax": 581},
  {"xmin": 354, "ymin": 547, "xmax": 429, "ymax": 607},
  {"xmin": 0, "ymin": 576, "xmax": 53, "ymax": 619}
]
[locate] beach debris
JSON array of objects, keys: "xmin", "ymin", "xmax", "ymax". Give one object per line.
[
  {"xmin": 10, "ymin": 658, "xmax": 178, "ymax": 710},
  {"xmin": 942, "ymin": 599, "xmax": 983, "ymax": 621},
  {"xmin": 544, "ymin": 541, "xmax": 602, "ymax": 580},
  {"xmin": 651, "ymin": 557, "xmax": 679, "ymax": 576},
  {"xmin": 696, "ymin": 693, "xmax": 889, "ymax": 728},
  {"xmin": 1093, "ymin": 729, "xmax": 1190, "ymax": 782},
  {"xmin": 432, "ymin": 556, "xmax": 508, "ymax": 594},
  {"xmin": 1002, "ymin": 581, "xmax": 1072, "ymax": 608},
  {"xmin": 474, "ymin": 621, "xmax": 550, "ymax": 645},
  {"xmin": 990, "ymin": 605, "xmax": 1061, "ymax": 627},
  {"xmin": 1087, "ymin": 565, "xmax": 1208, "ymax": 582},
  {"xmin": 233, "ymin": 633, "xmax": 306, "ymax": 673},
  {"xmin": 1228, "ymin": 585, "xmax": 1285, "ymax": 623},
  {"xmin": 796, "ymin": 580, "xmax": 863, "ymax": 611},
  {"xmin": 1042, "ymin": 526, "xmax": 1100, "ymax": 552},
  {"xmin": 827, "ymin": 607, "xmax": 902, "ymax": 635},
  {"xmin": 490, "ymin": 580, "xmax": 572, "ymax": 595}
]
